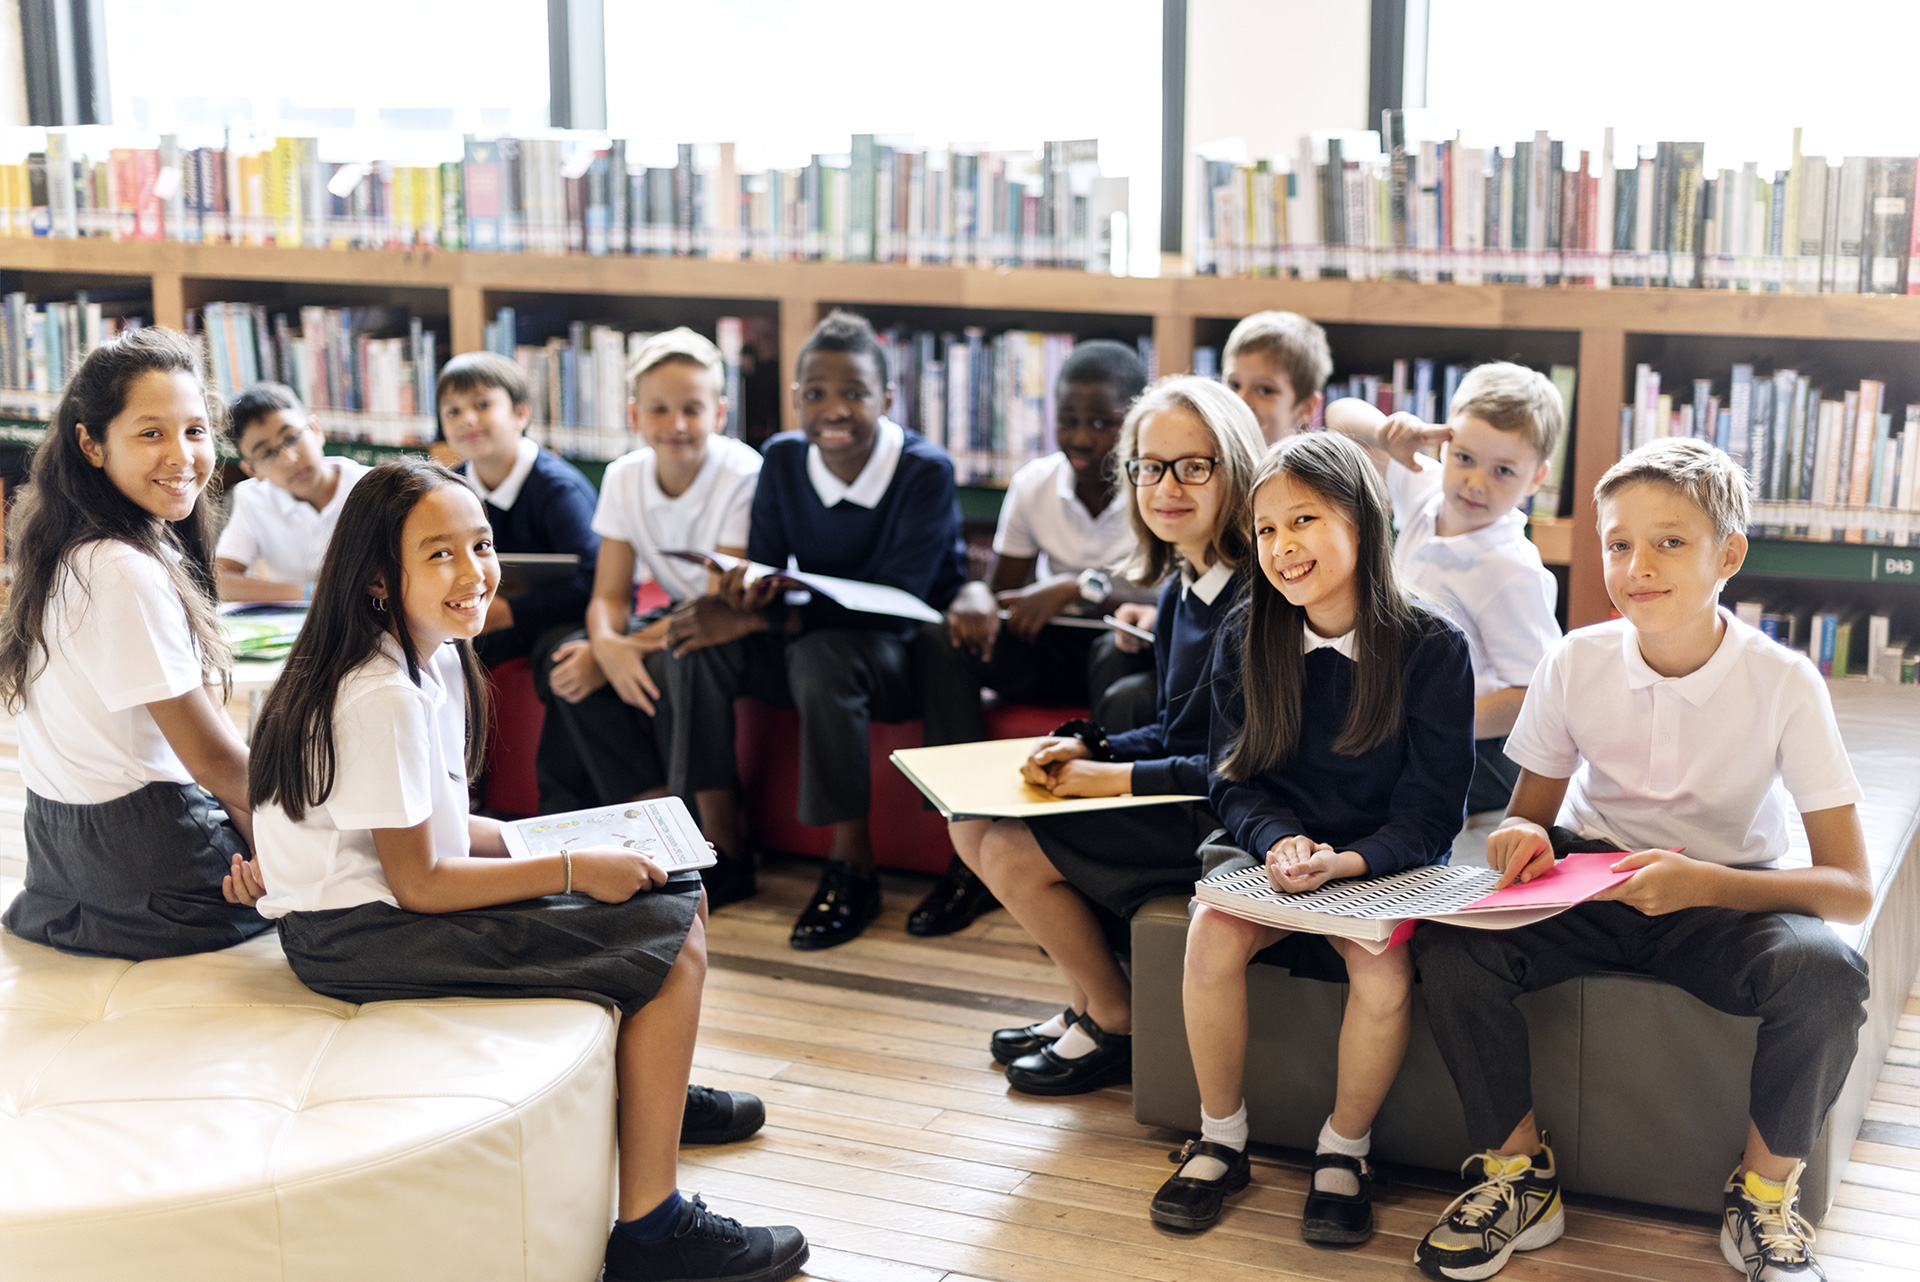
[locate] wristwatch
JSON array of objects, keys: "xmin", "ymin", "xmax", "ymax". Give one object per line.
[{"xmin": 1076, "ymin": 568, "xmax": 1112, "ymax": 605}]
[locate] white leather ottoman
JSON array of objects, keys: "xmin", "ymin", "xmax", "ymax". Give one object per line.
[{"xmin": 0, "ymin": 927, "xmax": 618, "ymax": 1282}]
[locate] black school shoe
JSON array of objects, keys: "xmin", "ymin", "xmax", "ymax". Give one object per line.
[
  {"xmin": 682, "ymin": 1085, "xmax": 766, "ymax": 1146},
  {"xmin": 1301, "ymin": 1152, "xmax": 1378, "ymax": 1247},
  {"xmin": 1149, "ymin": 1139, "xmax": 1252, "ymax": 1230},
  {"xmin": 906, "ymin": 858, "xmax": 999, "ymax": 936},
  {"xmin": 604, "ymin": 1194, "xmax": 808, "ymax": 1282},
  {"xmin": 702, "ymin": 853, "xmax": 760, "ymax": 911},
  {"xmin": 989, "ymin": 1006, "xmax": 1074, "ymax": 1065},
  {"xmin": 1004, "ymin": 1012, "xmax": 1131, "ymax": 1095},
  {"xmin": 789, "ymin": 860, "xmax": 881, "ymax": 950}
]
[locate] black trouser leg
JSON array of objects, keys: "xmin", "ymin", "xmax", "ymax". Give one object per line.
[
  {"xmin": 784, "ymin": 629, "xmax": 916, "ymax": 827},
  {"xmin": 1087, "ymin": 631, "xmax": 1156, "ymax": 729},
  {"xmin": 914, "ymin": 620, "xmax": 991, "ymax": 746},
  {"xmin": 533, "ymin": 625, "xmax": 671, "ymax": 812},
  {"xmin": 664, "ymin": 632, "xmax": 787, "ymax": 800}
]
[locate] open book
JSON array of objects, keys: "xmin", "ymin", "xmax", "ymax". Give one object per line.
[
  {"xmin": 502, "ymin": 796, "xmax": 716, "ymax": 872},
  {"xmin": 664, "ymin": 550, "xmax": 940, "ymax": 624},
  {"xmin": 890, "ymin": 737, "xmax": 1203, "ymax": 820},
  {"xmin": 1194, "ymin": 851, "xmax": 1635, "ymax": 955}
]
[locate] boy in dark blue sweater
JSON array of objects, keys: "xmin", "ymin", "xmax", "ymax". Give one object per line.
[
  {"xmin": 437, "ymin": 352, "xmax": 600, "ymax": 669},
  {"xmin": 662, "ymin": 312, "xmax": 967, "ymax": 948}
]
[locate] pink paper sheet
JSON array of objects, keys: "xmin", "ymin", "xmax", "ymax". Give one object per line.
[{"xmin": 1461, "ymin": 850, "xmax": 1637, "ymax": 911}]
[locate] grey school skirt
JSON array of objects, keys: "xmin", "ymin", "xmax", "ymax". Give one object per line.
[
  {"xmin": 1026, "ymin": 802, "xmax": 1214, "ymax": 922},
  {"xmin": 4, "ymin": 780, "xmax": 271, "ymax": 960},
  {"xmin": 275, "ymin": 873, "xmax": 703, "ymax": 1017}
]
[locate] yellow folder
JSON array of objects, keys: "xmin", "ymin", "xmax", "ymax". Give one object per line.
[{"xmin": 888, "ymin": 737, "xmax": 1204, "ymax": 821}]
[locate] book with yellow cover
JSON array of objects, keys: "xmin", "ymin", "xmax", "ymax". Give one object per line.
[{"xmin": 889, "ymin": 737, "xmax": 1203, "ymax": 821}]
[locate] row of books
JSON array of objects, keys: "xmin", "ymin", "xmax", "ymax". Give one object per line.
[
  {"xmin": 1624, "ymin": 365, "xmax": 1919, "ymax": 543},
  {"xmin": 1733, "ymin": 601, "xmax": 1913, "ymax": 682},
  {"xmin": 1195, "ymin": 116, "xmax": 1920, "ymax": 294},
  {"xmin": 0, "ymin": 128, "xmax": 1127, "ymax": 272},
  {"xmin": 877, "ymin": 328, "xmax": 1157, "ymax": 485},
  {"xmin": 0, "ymin": 292, "xmax": 145, "ymax": 395}
]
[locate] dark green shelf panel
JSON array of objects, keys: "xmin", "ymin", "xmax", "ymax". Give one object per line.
[
  {"xmin": 957, "ymin": 484, "xmax": 1006, "ymax": 525},
  {"xmin": 1737, "ymin": 539, "xmax": 1920, "ymax": 584}
]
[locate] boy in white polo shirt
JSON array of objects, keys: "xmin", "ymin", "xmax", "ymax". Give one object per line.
[
  {"xmin": 215, "ymin": 383, "xmax": 369, "ymax": 602},
  {"xmin": 1327, "ymin": 362, "xmax": 1564, "ymax": 814},
  {"xmin": 1410, "ymin": 439, "xmax": 1872, "ymax": 1282},
  {"xmin": 534, "ymin": 328, "xmax": 762, "ymax": 903}
]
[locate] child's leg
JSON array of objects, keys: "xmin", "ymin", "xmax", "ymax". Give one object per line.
[
  {"xmin": 948, "ymin": 819, "xmax": 989, "ymax": 872},
  {"xmin": 616, "ymin": 909, "xmax": 707, "ymax": 1219},
  {"xmin": 1182, "ymin": 904, "xmax": 1287, "ymax": 1119},
  {"xmin": 977, "ymin": 820, "xmax": 1129, "ymax": 1032},
  {"xmin": 1327, "ymin": 937, "xmax": 1415, "ymax": 1141},
  {"xmin": 783, "ymin": 630, "xmax": 917, "ymax": 870}
]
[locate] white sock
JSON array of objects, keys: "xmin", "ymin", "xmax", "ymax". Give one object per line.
[
  {"xmin": 1313, "ymin": 1117, "xmax": 1370, "ymax": 1197},
  {"xmin": 1050, "ymin": 1021, "xmax": 1100, "ymax": 1060},
  {"xmin": 1185, "ymin": 1102, "xmax": 1249, "ymax": 1181},
  {"xmin": 1032, "ymin": 1012, "xmax": 1071, "ymax": 1040}
]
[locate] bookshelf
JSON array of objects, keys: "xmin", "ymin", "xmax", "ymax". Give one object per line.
[{"xmin": 11, "ymin": 237, "xmax": 1920, "ymax": 626}]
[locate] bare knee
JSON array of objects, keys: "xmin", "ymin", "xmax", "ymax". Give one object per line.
[
  {"xmin": 1184, "ymin": 907, "xmax": 1267, "ymax": 987},
  {"xmin": 977, "ymin": 821, "xmax": 1051, "ymax": 889},
  {"xmin": 674, "ymin": 912, "xmax": 708, "ymax": 985},
  {"xmin": 1343, "ymin": 947, "xmax": 1414, "ymax": 1020}
]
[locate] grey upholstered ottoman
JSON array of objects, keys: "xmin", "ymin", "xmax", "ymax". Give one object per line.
[{"xmin": 1130, "ymin": 683, "xmax": 1920, "ymax": 1217}]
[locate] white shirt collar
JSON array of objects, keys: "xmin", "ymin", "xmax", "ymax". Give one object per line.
[
  {"xmin": 374, "ymin": 632, "xmax": 450, "ymax": 710},
  {"xmin": 1620, "ymin": 606, "xmax": 1744, "ymax": 706},
  {"xmin": 1052, "ymin": 451, "xmax": 1128, "ymax": 520},
  {"xmin": 807, "ymin": 417, "xmax": 904, "ymax": 509},
  {"xmin": 464, "ymin": 437, "xmax": 540, "ymax": 511},
  {"xmin": 1181, "ymin": 560, "xmax": 1235, "ymax": 605},
  {"xmin": 1304, "ymin": 627, "xmax": 1357, "ymax": 659}
]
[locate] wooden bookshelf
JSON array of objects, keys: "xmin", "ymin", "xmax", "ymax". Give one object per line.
[{"xmin": 10, "ymin": 238, "xmax": 1920, "ymax": 625}]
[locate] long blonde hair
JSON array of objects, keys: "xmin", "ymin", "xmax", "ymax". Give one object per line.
[{"xmin": 1115, "ymin": 375, "xmax": 1267, "ymax": 586}]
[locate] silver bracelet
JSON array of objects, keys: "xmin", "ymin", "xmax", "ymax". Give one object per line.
[{"xmin": 562, "ymin": 850, "xmax": 572, "ymax": 895}]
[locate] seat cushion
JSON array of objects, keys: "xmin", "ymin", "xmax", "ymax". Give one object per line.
[{"xmin": 0, "ymin": 928, "xmax": 616, "ymax": 1282}]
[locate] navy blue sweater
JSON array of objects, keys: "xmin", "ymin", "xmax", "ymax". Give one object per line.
[
  {"xmin": 1108, "ymin": 568, "xmax": 1247, "ymax": 798},
  {"xmin": 459, "ymin": 447, "xmax": 600, "ymax": 647},
  {"xmin": 748, "ymin": 429, "xmax": 966, "ymax": 634},
  {"xmin": 1207, "ymin": 604, "xmax": 1474, "ymax": 875}
]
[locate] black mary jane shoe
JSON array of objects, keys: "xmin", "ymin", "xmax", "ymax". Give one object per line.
[
  {"xmin": 1299, "ymin": 1152, "xmax": 1379, "ymax": 1247},
  {"xmin": 1004, "ymin": 1012, "xmax": 1131, "ymax": 1095},
  {"xmin": 906, "ymin": 858, "xmax": 999, "ymax": 937},
  {"xmin": 789, "ymin": 860, "xmax": 881, "ymax": 951},
  {"xmin": 1149, "ymin": 1138, "xmax": 1252, "ymax": 1231},
  {"xmin": 989, "ymin": 1006, "xmax": 1075, "ymax": 1066}
]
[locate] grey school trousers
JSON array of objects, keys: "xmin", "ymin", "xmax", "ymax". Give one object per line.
[{"xmin": 1412, "ymin": 878, "xmax": 1869, "ymax": 1159}]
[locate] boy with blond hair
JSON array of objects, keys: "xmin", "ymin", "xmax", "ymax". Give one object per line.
[
  {"xmin": 1411, "ymin": 438, "xmax": 1872, "ymax": 1282},
  {"xmin": 1221, "ymin": 310, "xmax": 1332, "ymax": 444},
  {"xmin": 1327, "ymin": 361, "xmax": 1563, "ymax": 813}
]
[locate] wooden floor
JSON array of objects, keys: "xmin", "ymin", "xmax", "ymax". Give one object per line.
[{"xmin": 3, "ymin": 702, "xmax": 1919, "ymax": 1280}]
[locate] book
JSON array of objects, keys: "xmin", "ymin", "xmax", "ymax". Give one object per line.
[
  {"xmin": 501, "ymin": 796, "xmax": 715, "ymax": 871},
  {"xmin": 888, "ymin": 737, "xmax": 1203, "ymax": 821},
  {"xmin": 1193, "ymin": 850, "xmax": 1637, "ymax": 956},
  {"xmin": 497, "ymin": 552, "xmax": 581, "ymax": 596},
  {"xmin": 664, "ymin": 550, "xmax": 943, "ymax": 624}
]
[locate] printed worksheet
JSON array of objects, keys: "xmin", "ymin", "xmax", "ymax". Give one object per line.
[{"xmin": 502, "ymin": 796, "xmax": 716, "ymax": 871}]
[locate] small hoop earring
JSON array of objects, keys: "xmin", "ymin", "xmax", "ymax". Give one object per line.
[{"xmin": 372, "ymin": 596, "xmax": 388, "ymax": 614}]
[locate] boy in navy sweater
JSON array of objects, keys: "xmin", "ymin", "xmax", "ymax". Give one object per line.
[
  {"xmin": 437, "ymin": 352, "xmax": 600, "ymax": 668},
  {"xmin": 662, "ymin": 312, "xmax": 967, "ymax": 948}
]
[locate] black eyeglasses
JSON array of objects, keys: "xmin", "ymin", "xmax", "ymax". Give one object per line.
[
  {"xmin": 245, "ymin": 425, "xmax": 311, "ymax": 468},
  {"xmin": 1124, "ymin": 455, "xmax": 1219, "ymax": 486}
]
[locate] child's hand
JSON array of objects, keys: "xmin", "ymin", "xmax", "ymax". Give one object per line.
[
  {"xmin": 945, "ymin": 581, "xmax": 1000, "ymax": 659},
  {"xmin": 1264, "ymin": 837, "xmax": 1364, "ymax": 894},
  {"xmin": 666, "ymin": 594, "xmax": 765, "ymax": 659},
  {"xmin": 1486, "ymin": 820, "xmax": 1556, "ymax": 889},
  {"xmin": 221, "ymin": 853, "xmax": 266, "ymax": 907},
  {"xmin": 998, "ymin": 580, "xmax": 1080, "ymax": 643},
  {"xmin": 715, "ymin": 562, "xmax": 780, "ymax": 613},
  {"xmin": 1110, "ymin": 602, "xmax": 1157, "ymax": 654},
  {"xmin": 594, "ymin": 633, "xmax": 663, "ymax": 714},
  {"xmin": 1593, "ymin": 849, "xmax": 1705, "ymax": 916},
  {"xmin": 1379, "ymin": 413, "xmax": 1452, "ymax": 472},
  {"xmin": 1039, "ymin": 759, "xmax": 1131, "ymax": 798},
  {"xmin": 548, "ymin": 638, "xmax": 608, "ymax": 704},
  {"xmin": 1020, "ymin": 736, "xmax": 1090, "ymax": 788},
  {"xmin": 570, "ymin": 847, "xmax": 669, "ymax": 902}
]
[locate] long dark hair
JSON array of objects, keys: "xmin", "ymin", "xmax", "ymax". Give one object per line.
[
  {"xmin": 0, "ymin": 327, "xmax": 229, "ymax": 712},
  {"xmin": 249, "ymin": 459, "xmax": 491, "ymax": 821},
  {"xmin": 1218, "ymin": 432, "xmax": 1422, "ymax": 779}
]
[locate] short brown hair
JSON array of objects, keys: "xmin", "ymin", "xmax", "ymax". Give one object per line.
[
  {"xmin": 1116, "ymin": 375, "xmax": 1268, "ymax": 586},
  {"xmin": 1222, "ymin": 310, "xmax": 1332, "ymax": 400},
  {"xmin": 1595, "ymin": 437, "xmax": 1751, "ymax": 541},
  {"xmin": 1449, "ymin": 362, "xmax": 1563, "ymax": 464},
  {"xmin": 628, "ymin": 327, "xmax": 725, "ymax": 397},
  {"xmin": 435, "ymin": 350, "xmax": 528, "ymax": 410}
]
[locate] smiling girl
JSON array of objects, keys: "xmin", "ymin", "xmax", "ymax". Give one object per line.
[{"xmin": 0, "ymin": 328, "xmax": 268, "ymax": 958}]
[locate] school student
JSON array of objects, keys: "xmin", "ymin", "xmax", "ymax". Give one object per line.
[
  {"xmin": 910, "ymin": 339, "xmax": 1158, "ymax": 938},
  {"xmin": 533, "ymin": 329, "xmax": 762, "ymax": 907},
  {"xmin": 1411, "ymin": 439, "xmax": 1872, "ymax": 1282},
  {"xmin": 1156, "ymin": 431, "xmax": 1473, "ymax": 1247},
  {"xmin": 0, "ymin": 328, "xmax": 268, "ymax": 959},
  {"xmin": 1221, "ymin": 310, "xmax": 1332, "ymax": 445},
  {"xmin": 247, "ymin": 459, "xmax": 806, "ymax": 1282},
  {"xmin": 1326, "ymin": 362, "xmax": 1564, "ymax": 813},
  {"xmin": 660, "ymin": 311, "xmax": 967, "ymax": 949},
  {"xmin": 438, "ymin": 351, "xmax": 600, "ymax": 667},
  {"xmin": 214, "ymin": 382, "xmax": 369, "ymax": 602},
  {"xmin": 953, "ymin": 376, "xmax": 1265, "ymax": 1095}
]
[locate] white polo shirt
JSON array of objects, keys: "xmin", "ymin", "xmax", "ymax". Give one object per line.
[
  {"xmin": 253, "ymin": 635, "xmax": 473, "ymax": 917},
  {"xmin": 1505, "ymin": 610, "xmax": 1863, "ymax": 867},
  {"xmin": 215, "ymin": 457, "xmax": 370, "ymax": 587},
  {"xmin": 993, "ymin": 451, "xmax": 1135, "ymax": 579},
  {"xmin": 594, "ymin": 435, "xmax": 762, "ymax": 602},
  {"xmin": 1388, "ymin": 456, "xmax": 1559, "ymax": 701},
  {"xmin": 18, "ymin": 541, "xmax": 204, "ymax": 805}
]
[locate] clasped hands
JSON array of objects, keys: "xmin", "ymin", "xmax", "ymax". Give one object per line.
[
  {"xmin": 1263, "ymin": 835, "xmax": 1368, "ymax": 894},
  {"xmin": 1020, "ymin": 736, "xmax": 1132, "ymax": 799}
]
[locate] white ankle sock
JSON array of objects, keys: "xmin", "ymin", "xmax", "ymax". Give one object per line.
[
  {"xmin": 1032, "ymin": 1011, "xmax": 1071, "ymax": 1040},
  {"xmin": 1185, "ymin": 1102, "xmax": 1248, "ymax": 1181},
  {"xmin": 1050, "ymin": 1022, "xmax": 1099, "ymax": 1060},
  {"xmin": 1313, "ymin": 1117, "xmax": 1370, "ymax": 1197}
]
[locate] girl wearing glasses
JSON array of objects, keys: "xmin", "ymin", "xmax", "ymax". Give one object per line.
[{"xmin": 947, "ymin": 376, "xmax": 1266, "ymax": 1097}]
